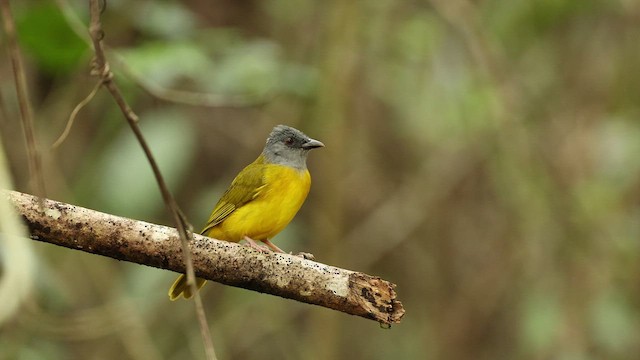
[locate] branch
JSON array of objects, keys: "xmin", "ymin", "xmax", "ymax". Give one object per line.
[{"xmin": 7, "ymin": 190, "xmax": 405, "ymax": 325}]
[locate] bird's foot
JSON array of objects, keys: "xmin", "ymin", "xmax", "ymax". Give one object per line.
[
  {"xmin": 244, "ymin": 238, "xmax": 314, "ymax": 259},
  {"xmin": 243, "ymin": 237, "xmax": 270, "ymax": 253},
  {"xmin": 295, "ymin": 252, "xmax": 315, "ymax": 260}
]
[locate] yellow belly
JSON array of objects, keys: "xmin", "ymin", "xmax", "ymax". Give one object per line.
[{"xmin": 205, "ymin": 165, "xmax": 311, "ymax": 241}]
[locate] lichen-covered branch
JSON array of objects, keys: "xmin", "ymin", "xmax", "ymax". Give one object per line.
[{"xmin": 6, "ymin": 191, "xmax": 405, "ymax": 325}]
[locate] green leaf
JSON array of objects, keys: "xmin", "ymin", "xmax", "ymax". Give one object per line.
[
  {"xmin": 16, "ymin": 3, "xmax": 88, "ymax": 74},
  {"xmin": 207, "ymin": 40, "xmax": 281, "ymax": 97},
  {"xmin": 119, "ymin": 42, "xmax": 213, "ymax": 88},
  {"xmin": 131, "ymin": 1, "xmax": 197, "ymax": 39}
]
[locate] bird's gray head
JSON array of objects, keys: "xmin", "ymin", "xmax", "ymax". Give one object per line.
[{"xmin": 262, "ymin": 125, "xmax": 324, "ymax": 170}]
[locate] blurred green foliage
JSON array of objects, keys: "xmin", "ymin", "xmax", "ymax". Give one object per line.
[
  {"xmin": 16, "ymin": 2, "xmax": 88, "ymax": 74},
  {"xmin": 121, "ymin": 42, "xmax": 214, "ymax": 89},
  {"xmin": 1, "ymin": 0, "xmax": 640, "ymax": 359},
  {"xmin": 96, "ymin": 109, "xmax": 197, "ymax": 218}
]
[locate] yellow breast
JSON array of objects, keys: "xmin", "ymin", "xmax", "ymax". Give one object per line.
[{"xmin": 207, "ymin": 164, "xmax": 311, "ymax": 241}]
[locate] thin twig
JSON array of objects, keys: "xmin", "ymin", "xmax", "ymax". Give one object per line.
[
  {"xmin": 51, "ymin": 80, "xmax": 101, "ymax": 149},
  {"xmin": 0, "ymin": 0, "xmax": 46, "ymax": 201},
  {"xmin": 87, "ymin": 1, "xmax": 217, "ymax": 359},
  {"xmin": 0, "ymin": 88, "xmax": 12, "ymax": 125},
  {"xmin": 7, "ymin": 190, "xmax": 406, "ymax": 325}
]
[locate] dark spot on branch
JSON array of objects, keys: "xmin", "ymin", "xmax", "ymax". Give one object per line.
[{"xmin": 361, "ymin": 287, "xmax": 376, "ymax": 304}]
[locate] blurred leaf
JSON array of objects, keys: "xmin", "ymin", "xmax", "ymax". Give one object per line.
[
  {"xmin": 198, "ymin": 36, "xmax": 316, "ymax": 97},
  {"xmin": 16, "ymin": 3, "xmax": 88, "ymax": 74},
  {"xmin": 278, "ymin": 63, "xmax": 318, "ymax": 97},
  {"xmin": 521, "ymin": 292, "xmax": 562, "ymax": 352},
  {"xmin": 197, "ymin": 28, "xmax": 245, "ymax": 54},
  {"xmin": 0, "ymin": 338, "xmax": 68, "ymax": 360},
  {"xmin": 120, "ymin": 31, "xmax": 314, "ymax": 98},
  {"xmin": 486, "ymin": 0, "xmax": 604, "ymax": 55},
  {"xmin": 97, "ymin": 109, "xmax": 196, "ymax": 218},
  {"xmin": 207, "ymin": 40, "xmax": 281, "ymax": 97},
  {"xmin": 593, "ymin": 117, "xmax": 640, "ymax": 186},
  {"xmin": 395, "ymin": 13, "xmax": 441, "ymax": 63},
  {"xmin": 192, "ymin": 184, "xmax": 229, "ymax": 227},
  {"xmin": 590, "ymin": 292, "xmax": 636, "ymax": 353},
  {"xmin": 574, "ymin": 118, "xmax": 640, "ymax": 223},
  {"xmin": 119, "ymin": 41, "xmax": 213, "ymax": 88},
  {"xmin": 196, "ymin": 34, "xmax": 318, "ymax": 97},
  {"xmin": 125, "ymin": 263, "xmax": 170, "ymax": 303},
  {"xmin": 131, "ymin": 1, "xmax": 197, "ymax": 39},
  {"xmin": 264, "ymin": 0, "xmax": 314, "ymax": 25}
]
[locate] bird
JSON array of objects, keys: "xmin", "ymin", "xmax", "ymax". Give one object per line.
[{"xmin": 168, "ymin": 125, "xmax": 324, "ymax": 300}]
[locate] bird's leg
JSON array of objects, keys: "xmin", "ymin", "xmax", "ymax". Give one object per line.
[
  {"xmin": 243, "ymin": 236, "xmax": 269, "ymax": 252},
  {"xmin": 262, "ymin": 239, "xmax": 286, "ymax": 253},
  {"xmin": 254, "ymin": 239, "xmax": 314, "ymax": 259}
]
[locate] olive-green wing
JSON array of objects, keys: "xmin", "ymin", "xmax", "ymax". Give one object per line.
[{"xmin": 200, "ymin": 162, "xmax": 267, "ymax": 235}]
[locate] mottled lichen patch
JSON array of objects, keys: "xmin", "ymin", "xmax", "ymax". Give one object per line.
[{"xmin": 44, "ymin": 207, "xmax": 62, "ymax": 220}]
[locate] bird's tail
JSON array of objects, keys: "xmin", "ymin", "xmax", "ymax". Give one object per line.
[{"xmin": 168, "ymin": 274, "xmax": 207, "ymax": 301}]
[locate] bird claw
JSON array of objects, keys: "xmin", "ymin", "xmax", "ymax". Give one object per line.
[
  {"xmin": 243, "ymin": 237, "xmax": 270, "ymax": 253},
  {"xmin": 242, "ymin": 237, "xmax": 313, "ymax": 259},
  {"xmin": 294, "ymin": 252, "xmax": 315, "ymax": 260}
]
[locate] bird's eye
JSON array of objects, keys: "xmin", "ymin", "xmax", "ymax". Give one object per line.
[{"xmin": 284, "ymin": 137, "xmax": 294, "ymax": 146}]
